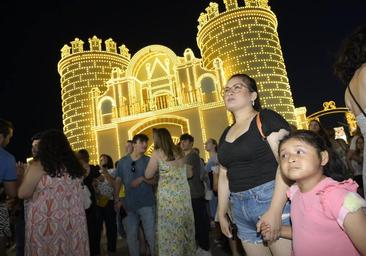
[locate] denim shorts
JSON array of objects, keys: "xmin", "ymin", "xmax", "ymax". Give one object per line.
[{"xmin": 230, "ymin": 180, "xmax": 291, "ymax": 244}]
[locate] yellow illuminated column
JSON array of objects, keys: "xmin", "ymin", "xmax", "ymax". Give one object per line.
[
  {"xmin": 58, "ymin": 36, "xmax": 130, "ymax": 163},
  {"xmin": 197, "ymin": 0, "xmax": 296, "ymax": 123}
]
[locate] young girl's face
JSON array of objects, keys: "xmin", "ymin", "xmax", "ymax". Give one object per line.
[{"xmin": 279, "ymin": 138, "xmax": 328, "ymax": 182}]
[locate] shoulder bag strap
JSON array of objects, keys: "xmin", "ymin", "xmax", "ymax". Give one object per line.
[
  {"xmin": 347, "ymin": 85, "xmax": 366, "ymax": 117},
  {"xmin": 256, "ymin": 113, "xmax": 266, "ymax": 141}
]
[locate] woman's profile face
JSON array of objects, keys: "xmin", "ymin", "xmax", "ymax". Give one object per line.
[
  {"xmin": 309, "ymin": 120, "xmax": 320, "ymax": 133},
  {"xmin": 99, "ymin": 155, "xmax": 107, "ymax": 166},
  {"xmin": 356, "ymin": 137, "xmax": 364, "ymax": 150},
  {"xmin": 223, "ymin": 77, "xmax": 253, "ymax": 112}
]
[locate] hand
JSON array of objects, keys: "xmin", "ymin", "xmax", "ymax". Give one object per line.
[
  {"xmin": 257, "ymin": 219, "xmax": 272, "ymax": 241},
  {"xmin": 114, "ymin": 200, "xmax": 122, "ymax": 212},
  {"xmin": 16, "ymin": 162, "xmax": 27, "ymax": 177},
  {"xmin": 101, "ymin": 169, "xmax": 109, "ymax": 176},
  {"xmin": 219, "ymin": 215, "xmax": 233, "ymax": 239},
  {"xmin": 256, "ymin": 209, "xmax": 281, "ymax": 242},
  {"xmin": 130, "ymin": 177, "xmax": 144, "ymax": 188},
  {"xmin": 211, "ymin": 165, "xmax": 219, "ymax": 174}
]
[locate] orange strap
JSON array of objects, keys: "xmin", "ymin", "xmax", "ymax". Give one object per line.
[{"xmin": 256, "ymin": 113, "xmax": 266, "ymax": 140}]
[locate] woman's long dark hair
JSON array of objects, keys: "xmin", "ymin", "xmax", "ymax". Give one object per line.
[
  {"xmin": 279, "ymin": 130, "xmax": 348, "ymax": 182},
  {"xmin": 334, "ymin": 25, "xmax": 366, "ymax": 85},
  {"xmin": 37, "ymin": 129, "xmax": 84, "ymax": 179},
  {"xmin": 153, "ymin": 128, "xmax": 183, "ymax": 161},
  {"xmin": 228, "ymin": 73, "xmax": 262, "ymax": 111},
  {"xmin": 100, "ymin": 154, "xmax": 114, "ymax": 169}
]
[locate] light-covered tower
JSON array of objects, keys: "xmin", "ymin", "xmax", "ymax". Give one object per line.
[
  {"xmin": 58, "ymin": 36, "xmax": 130, "ymax": 163},
  {"xmin": 197, "ymin": 0, "xmax": 296, "ymax": 123}
]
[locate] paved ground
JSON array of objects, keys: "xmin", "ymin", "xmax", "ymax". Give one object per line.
[
  {"xmin": 98, "ymin": 226, "xmax": 246, "ymax": 256},
  {"xmin": 7, "ymin": 227, "xmax": 246, "ymax": 256}
]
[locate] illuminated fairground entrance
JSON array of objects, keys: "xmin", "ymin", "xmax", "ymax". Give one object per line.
[{"xmin": 306, "ymin": 101, "xmax": 358, "ymax": 138}]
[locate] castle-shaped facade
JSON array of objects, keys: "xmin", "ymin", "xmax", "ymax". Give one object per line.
[{"xmin": 58, "ymin": 0, "xmax": 302, "ymax": 163}]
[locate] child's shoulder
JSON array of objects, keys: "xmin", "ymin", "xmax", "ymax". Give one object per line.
[
  {"xmin": 317, "ymin": 178, "xmax": 358, "ymax": 203},
  {"xmin": 318, "ymin": 178, "xmax": 365, "ymax": 227},
  {"xmin": 287, "ymin": 183, "xmax": 300, "ymax": 200}
]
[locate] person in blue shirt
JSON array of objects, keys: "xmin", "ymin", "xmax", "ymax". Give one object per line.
[
  {"xmin": 114, "ymin": 133, "xmax": 156, "ymax": 256},
  {"xmin": 0, "ymin": 119, "xmax": 17, "ymax": 253}
]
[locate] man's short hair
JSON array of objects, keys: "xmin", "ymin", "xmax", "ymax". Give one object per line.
[
  {"xmin": 77, "ymin": 149, "xmax": 90, "ymax": 162},
  {"xmin": 132, "ymin": 134, "xmax": 149, "ymax": 143},
  {"xmin": 0, "ymin": 119, "xmax": 13, "ymax": 137},
  {"xmin": 180, "ymin": 133, "xmax": 194, "ymax": 143}
]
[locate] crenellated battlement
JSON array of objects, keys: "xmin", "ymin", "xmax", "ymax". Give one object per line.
[
  {"xmin": 197, "ymin": 0, "xmax": 270, "ymax": 31},
  {"xmin": 60, "ymin": 36, "xmax": 131, "ymax": 59}
]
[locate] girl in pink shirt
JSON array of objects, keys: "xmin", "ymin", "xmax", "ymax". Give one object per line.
[{"xmin": 261, "ymin": 130, "xmax": 366, "ymax": 255}]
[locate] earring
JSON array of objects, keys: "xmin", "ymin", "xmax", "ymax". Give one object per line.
[{"xmin": 252, "ymin": 100, "xmax": 255, "ymax": 106}]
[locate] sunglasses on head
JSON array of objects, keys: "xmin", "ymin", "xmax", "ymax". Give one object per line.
[{"xmin": 131, "ymin": 161, "xmax": 136, "ymax": 173}]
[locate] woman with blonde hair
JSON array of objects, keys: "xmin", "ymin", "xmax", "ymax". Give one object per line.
[{"xmin": 145, "ymin": 128, "xmax": 195, "ymax": 255}]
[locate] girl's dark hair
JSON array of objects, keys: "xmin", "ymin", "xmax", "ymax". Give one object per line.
[
  {"xmin": 228, "ymin": 74, "xmax": 262, "ymax": 111},
  {"xmin": 153, "ymin": 128, "xmax": 183, "ymax": 161},
  {"xmin": 334, "ymin": 25, "xmax": 366, "ymax": 85},
  {"xmin": 100, "ymin": 154, "xmax": 114, "ymax": 169},
  {"xmin": 279, "ymin": 130, "xmax": 348, "ymax": 182},
  {"xmin": 37, "ymin": 129, "xmax": 84, "ymax": 179}
]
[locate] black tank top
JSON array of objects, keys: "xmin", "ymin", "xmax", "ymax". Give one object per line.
[{"xmin": 218, "ymin": 109, "xmax": 290, "ymax": 192}]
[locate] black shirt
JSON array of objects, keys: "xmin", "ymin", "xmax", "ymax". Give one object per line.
[
  {"xmin": 218, "ymin": 109, "xmax": 290, "ymax": 192},
  {"xmin": 83, "ymin": 164, "xmax": 101, "ymax": 211},
  {"xmin": 186, "ymin": 151, "xmax": 205, "ymax": 199}
]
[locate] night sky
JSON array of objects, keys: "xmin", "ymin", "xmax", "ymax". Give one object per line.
[{"xmin": 1, "ymin": 0, "xmax": 365, "ymax": 161}]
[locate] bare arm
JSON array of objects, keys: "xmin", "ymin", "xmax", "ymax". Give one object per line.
[
  {"xmin": 280, "ymin": 225, "xmax": 292, "ymax": 239},
  {"xmin": 267, "ymin": 129, "xmax": 291, "ymax": 212},
  {"xmin": 344, "ymin": 208, "xmax": 366, "ymax": 255},
  {"xmin": 114, "ymin": 176, "xmax": 122, "ymax": 200},
  {"xmin": 186, "ymin": 164, "xmax": 193, "ymax": 179},
  {"xmin": 218, "ymin": 165, "xmax": 232, "ymax": 238},
  {"xmin": 212, "ymin": 166, "xmax": 219, "ymax": 192},
  {"xmin": 18, "ymin": 162, "xmax": 45, "ymax": 199},
  {"xmin": 145, "ymin": 151, "xmax": 158, "ymax": 180},
  {"xmin": 257, "ymin": 129, "xmax": 291, "ymax": 241},
  {"xmin": 4, "ymin": 182, "xmax": 17, "ymax": 198}
]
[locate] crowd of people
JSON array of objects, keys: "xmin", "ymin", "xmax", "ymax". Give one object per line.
[{"xmin": 0, "ymin": 26, "xmax": 365, "ymax": 256}]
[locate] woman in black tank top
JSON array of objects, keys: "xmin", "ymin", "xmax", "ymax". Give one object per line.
[{"xmin": 217, "ymin": 74, "xmax": 292, "ymax": 256}]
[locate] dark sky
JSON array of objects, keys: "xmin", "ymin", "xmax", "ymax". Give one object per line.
[{"xmin": 1, "ymin": 0, "xmax": 365, "ymax": 161}]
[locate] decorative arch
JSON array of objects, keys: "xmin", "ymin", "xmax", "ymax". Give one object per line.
[
  {"xmin": 98, "ymin": 96, "xmax": 116, "ymax": 111},
  {"xmin": 307, "ymin": 101, "xmax": 357, "ymax": 135},
  {"xmin": 125, "ymin": 45, "xmax": 178, "ymax": 78},
  {"xmin": 128, "ymin": 115, "xmax": 190, "ymax": 139},
  {"xmin": 197, "ymin": 73, "xmax": 217, "ymax": 91},
  {"xmin": 98, "ymin": 96, "xmax": 116, "ymax": 124}
]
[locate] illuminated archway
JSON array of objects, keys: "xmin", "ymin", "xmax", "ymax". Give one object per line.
[
  {"xmin": 307, "ymin": 101, "xmax": 357, "ymax": 135},
  {"xmin": 128, "ymin": 115, "xmax": 190, "ymax": 139}
]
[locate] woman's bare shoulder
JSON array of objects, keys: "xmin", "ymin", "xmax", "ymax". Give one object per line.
[{"xmin": 28, "ymin": 160, "xmax": 45, "ymax": 173}]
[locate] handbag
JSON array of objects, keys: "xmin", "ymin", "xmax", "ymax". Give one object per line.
[
  {"xmin": 96, "ymin": 195, "xmax": 110, "ymax": 207},
  {"xmin": 81, "ymin": 183, "xmax": 92, "ymax": 210}
]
